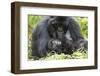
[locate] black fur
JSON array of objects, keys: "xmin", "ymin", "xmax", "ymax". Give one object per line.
[{"xmin": 32, "ymin": 16, "xmax": 88, "ymax": 59}]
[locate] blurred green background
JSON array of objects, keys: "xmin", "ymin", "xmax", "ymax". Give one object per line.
[{"xmin": 28, "ymin": 15, "xmax": 88, "ymax": 60}]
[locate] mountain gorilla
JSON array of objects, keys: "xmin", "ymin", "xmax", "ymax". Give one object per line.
[{"xmin": 32, "ymin": 16, "xmax": 88, "ymax": 59}]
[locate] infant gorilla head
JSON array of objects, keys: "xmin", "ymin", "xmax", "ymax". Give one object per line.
[{"xmin": 32, "ymin": 16, "xmax": 88, "ymax": 59}]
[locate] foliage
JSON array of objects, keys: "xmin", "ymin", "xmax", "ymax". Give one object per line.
[
  {"xmin": 28, "ymin": 15, "xmax": 88, "ymax": 60},
  {"xmin": 40, "ymin": 50, "xmax": 87, "ymax": 60},
  {"xmin": 75, "ymin": 17, "xmax": 88, "ymax": 39},
  {"xmin": 29, "ymin": 50, "xmax": 88, "ymax": 61},
  {"xmin": 28, "ymin": 15, "xmax": 42, "ymax": 59}
]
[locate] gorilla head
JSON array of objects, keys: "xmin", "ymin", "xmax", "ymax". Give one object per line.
[{"xmin": 47, "ymin": 16, "xmax": 68, "ymax": 40}]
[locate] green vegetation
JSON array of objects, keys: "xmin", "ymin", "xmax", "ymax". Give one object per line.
[
  {"xmin": 28, "ymin": 15, "xmax": 88, "ymax": 60},
  {"xmin": 75, "ymin": 17, "xmax": 88, "ymax": 39}
]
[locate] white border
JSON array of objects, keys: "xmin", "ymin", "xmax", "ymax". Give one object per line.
[{"xmin": 20, "ymin": 6, "xmax": 95, "ymax": 70}]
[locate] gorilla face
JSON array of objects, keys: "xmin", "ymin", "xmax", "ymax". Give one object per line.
[{"xmin": 48, "ymin": 16, "xmax": 68, "ymax": 40}]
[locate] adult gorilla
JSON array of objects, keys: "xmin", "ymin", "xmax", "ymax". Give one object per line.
[{"xmin": 32, "ymin": 16, "xmax": 88, "ymax": 59}]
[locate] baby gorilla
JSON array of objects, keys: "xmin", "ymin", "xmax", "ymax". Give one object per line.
[
  {"xmin": 48, "ymin": 39, "xmax": 62, "ymax": 54},
  {"xmin": 48, "ymin": 39, "xmax": 75, "ymax": 55},
  {"xmin": 32, "ymin": 16, "xmax": 88, "ymax": 59}
]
